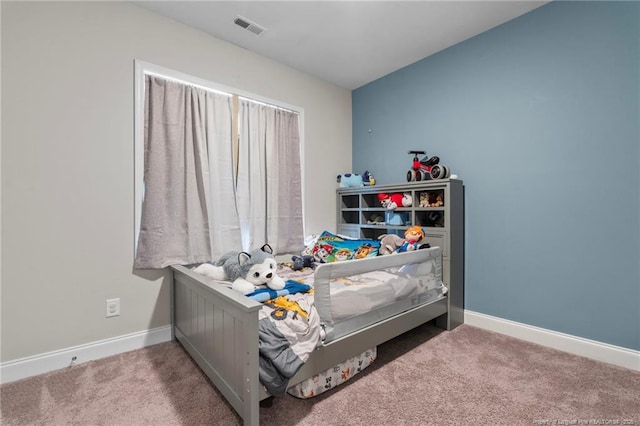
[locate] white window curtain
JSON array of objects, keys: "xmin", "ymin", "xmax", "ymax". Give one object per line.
[
  {"xmin": 134, "ymin": 75, "xmax": 240, "ymax": 269},
  {"xmin": 236, "ymin": 99, "xmax": 304, "ymax": 253}
]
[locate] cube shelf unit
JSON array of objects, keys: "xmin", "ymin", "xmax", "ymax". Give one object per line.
[{"xmin": 336, "ymin": 179, "xmax": 464, "ymax": 329}]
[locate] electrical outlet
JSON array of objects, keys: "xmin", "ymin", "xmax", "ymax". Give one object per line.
[{"xmin": 106, "ymin": 298, "xmax": 120, "ymax": 318}]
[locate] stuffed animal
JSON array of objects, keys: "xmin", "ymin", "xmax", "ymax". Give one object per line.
[
  {"xmin": 377, "ymin": 193, "xmax": 395, "ymax": 209},
  {"xmin": 193, "ymin": 244, "xmax": 285, "ymax": 295},
  {"xmin": 396, "ymin": 226, "xmax": 425, "ymax": 253},
  {"xmin": 377, "ymin": 192, "xmax": 412, "ymax": 210},
  {"xmin": 363, "ymin": 171, "xmax": 375, "ymax": 186},
  {"xmin": 424, "ymin": 192, "xmax": 444, "ymax": 207},
  {"xmin": 337, "ymin": 171, "xmax": 374, "ymax": 188},
  {"xmin": 419, "ymin": 192, "xmax": 429, "ymax": 208},
  {"xmin": 292, "ymin": 255, "xmax": 315, "ymax": 271},
  {"xmin": 402, "ymin": 193, "xmax": 413, "ymax": 207},
  {"xmin": 378, "ymin": 234, "xmax": 405, "ymax": 255},
  {"xmin": 366, "ymin": 213, "xmax": 385, "ymax": 225}
]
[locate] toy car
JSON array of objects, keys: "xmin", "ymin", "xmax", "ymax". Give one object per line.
[{"xmin": 407, "ymin": 150, "xmax": 440, "ymax": 182}]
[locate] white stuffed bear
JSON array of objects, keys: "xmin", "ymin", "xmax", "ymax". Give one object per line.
[{"xmin": 194, "ymin": 244, "xmax": 286, "ymax": 295}]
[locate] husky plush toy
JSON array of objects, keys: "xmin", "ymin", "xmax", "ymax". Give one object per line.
[{"xmin": 194, "ymin": 244, "xmax": 285, "ymax": 295}]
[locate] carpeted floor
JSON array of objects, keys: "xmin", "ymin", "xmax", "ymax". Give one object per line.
[{"xmin": 1, "ymin": 324, "xmax": 639, "ymax": 425}]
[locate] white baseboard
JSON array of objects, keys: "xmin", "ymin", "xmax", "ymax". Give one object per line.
[
  {"xmin": 0, "ymin": 325, "xmax": 173, "ymax": 384},
  {"xmin": 3, "ymin": 315, "xmax": 637, "ymax": 384},
  {"xmin": 464, "ymin": 310, "xmax": 640, "ymax": 371}
]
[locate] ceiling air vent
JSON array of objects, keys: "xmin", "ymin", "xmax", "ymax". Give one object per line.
[{"xmin": 234, "ymin": 16, "xmax": 266, "ymax": 36}]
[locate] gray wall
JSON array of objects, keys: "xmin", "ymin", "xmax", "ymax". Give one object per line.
[
  {"xmin": 353, "ymin": 1, "xmax": 639, "ymax": 350},
  {"xmin": 1, "ymin": 2, "xmax": 352, "ymax": 362}
]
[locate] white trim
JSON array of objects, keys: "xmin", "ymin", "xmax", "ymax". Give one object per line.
[
  {"xmin": 0, "ymin": 326, "xmax": 172, "ymax": 384},
  {"xmin": 133, "ymin": 60, "xmax": 144, "ymax": 253},
  {"xmin": 465, "ymin": 310, "xmax": 640, "ymax": 371}
]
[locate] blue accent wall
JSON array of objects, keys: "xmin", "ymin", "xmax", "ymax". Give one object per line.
[{"xmin": 352, "ymin": 1, "xmax": 639, "ymax": 350}]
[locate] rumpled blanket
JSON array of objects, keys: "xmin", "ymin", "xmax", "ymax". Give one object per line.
[{"xmin": 255, "ymin": 281, "xmax": 321, "ymax": 396}]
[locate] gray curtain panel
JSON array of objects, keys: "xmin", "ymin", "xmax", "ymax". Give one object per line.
[
  {"xmin": 268, "ymin": 108, "xmax": 304, "ymax": 253},
  {"xmin": 135, "ymin": 76, "xmax": 233, "ymax": 268},
  {"xmin": 237, "ymin": 100, "xmax": 304, "ymax": 254},
  {"xmin": 135, "ymin": 74, "xmax": 301, "ymax": 268}
]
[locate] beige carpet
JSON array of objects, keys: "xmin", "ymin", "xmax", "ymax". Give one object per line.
[{"xmin": 2, "ymin": 324, "xmax": 639, "ymax": 425}]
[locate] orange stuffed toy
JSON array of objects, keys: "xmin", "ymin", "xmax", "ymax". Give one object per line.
[{"xmin": 396, "ymin": 226, "xmax": 425, "ymax": 253}]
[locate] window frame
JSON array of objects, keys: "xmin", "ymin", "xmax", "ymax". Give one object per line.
[{"xmin": 133, "ymin": 60, "xmax": 306, "ymax": 255}]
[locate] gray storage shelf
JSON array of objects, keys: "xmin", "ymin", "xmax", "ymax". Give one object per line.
[{"xmin": 336, "ymin": 179, "xmax": 464, "ymax": 330}]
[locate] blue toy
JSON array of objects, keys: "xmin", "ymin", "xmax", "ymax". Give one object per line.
[{"xmin": 337, "ymin": 171, "xmax": 375, "ymax": 188}]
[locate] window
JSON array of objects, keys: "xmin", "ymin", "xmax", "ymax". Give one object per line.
[{"xmin": 134, "ymin": 61, "xmax": 304, "ymax": 268}]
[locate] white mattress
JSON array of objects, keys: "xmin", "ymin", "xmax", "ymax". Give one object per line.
[{"xmin": 328, "ymin": 261, "xmax": 440, "ymax": 322}]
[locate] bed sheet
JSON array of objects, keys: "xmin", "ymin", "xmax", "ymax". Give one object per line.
[{"xmin": 327, "ymin": 261, "xmax": 440, "ymax": 322}]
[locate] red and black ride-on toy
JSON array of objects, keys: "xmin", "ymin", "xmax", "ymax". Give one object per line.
[{"xmin": 407, "ymin": 150, "xmax": 440, "ymax": 182}]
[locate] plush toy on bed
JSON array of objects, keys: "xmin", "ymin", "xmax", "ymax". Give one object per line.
[
  {"xmin": 193, "ymin": 244, "xmax": 286, "ymax": 295},
  {"xmin": 396, "ymin": 226, "xmax": 426, "ymax": 253},
  {"xmin": 291, "ymin": 255, "xmax": 315, "ymax": 271},
  {"xmin": 378, "ymin": 234, "xmax": 405, "ymax": 255}
]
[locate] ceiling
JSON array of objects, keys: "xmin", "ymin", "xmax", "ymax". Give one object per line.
[{"xmin": 134, "ymin": 1, "xmax": 548, "ymax": 90}]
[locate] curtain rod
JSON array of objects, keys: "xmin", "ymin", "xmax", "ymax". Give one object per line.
[
  {"xmin": 145, "ymin": 71, "xmax": 232, "ymax": 97},
  {"xmin": 237, "ymin": 96, "xmax": 299, "ymax": 115},
  {"xmin": 146, "ymin": 71, "xmax": 299, "ymax": 115}
]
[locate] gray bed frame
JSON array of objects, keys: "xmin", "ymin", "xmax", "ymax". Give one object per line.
[{"xmin": 170, "ymin": 249, "xmax": 462, "ymax": 425}]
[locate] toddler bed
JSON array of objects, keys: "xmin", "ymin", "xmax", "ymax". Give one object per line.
[{"xmin": 170, "ymin": 246, "xmax": 460, "ymax": 425}]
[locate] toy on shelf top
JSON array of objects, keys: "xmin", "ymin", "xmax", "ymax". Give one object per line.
[
  {"xmin": 337, "ymin": 171, "xmax": 375, "ymax": 188},
  {"xmin": 406, "ymin": 150, "xmax": 454, "ymax": 181}
]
